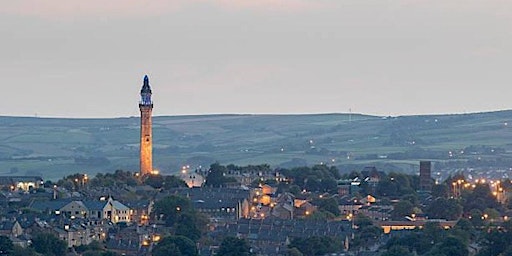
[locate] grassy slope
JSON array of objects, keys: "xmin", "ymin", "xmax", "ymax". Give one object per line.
[{"xmin": 0, "ymin": 111, "xmax": 511, "ymax": 180}]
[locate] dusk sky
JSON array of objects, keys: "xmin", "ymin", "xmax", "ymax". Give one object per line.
[{"xmin": 1, "ymin": 1, "xmax": 511, "ymax": 118}]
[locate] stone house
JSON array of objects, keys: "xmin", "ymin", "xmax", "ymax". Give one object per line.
[
  {"xmin": 58, "ymin": 197, "xmax": 131, "ymax": 223},
  {"xmin": 0, "ymin": 220, "xmax": 23, "ymax": 238},
  {"xmin": 53, "ymin": 224, "xmax": 91, "ymax": 248}
]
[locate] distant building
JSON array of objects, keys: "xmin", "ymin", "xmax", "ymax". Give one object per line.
[
  {"xmin": 377, "ymin": 219, "xmax": 457, "ymax": 234},
  {"xmin": 139, "ymin": 75, "xmax": 154, "ymax": 176},
  {"xmin": 53, "ymin": 224, "xmax": 90, "ymax": 247},
  {"xmin": 30, "ymin": 197, "xmax": 131, "ymax": 223},
  {"xmin": 272, "ymin": 193, "xmax": 294, "ymax": 219},
  {"xmin": 337, "ymin": 178, "xmax": 361, "ymax": 196},
  {"xmin": 419, "ymin": 161, "xmax": 432, "ymax": 192},
  {"xmin": 162, "ymin": 187, "xmax": 251, "ymax": 220},
  {"xmin": 0, "ymin": 176, "xmax": 43, "ymax": 192},
  {"xmin": 209, "ymin": 218, "xmax": 353, "ymax": 255},
  {"xmin": 362, "ymin": 166, "xmax": 381, "ymax": 194},
  {"xmin": 180, "ymin": 171, "xmax": 205, "ymax": 188}
]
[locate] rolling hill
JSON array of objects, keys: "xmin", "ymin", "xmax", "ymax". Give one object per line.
[{"xmin": 1, "ymin": 111, "xmax": 512, "ymax": 180}]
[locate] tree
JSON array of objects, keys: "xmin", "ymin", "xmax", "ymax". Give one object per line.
[
  {"xmin": 483, "ymin": 208, "xmax": 500, "ymax": 220},
  {"xmin": 502, "ymin": 247, "xmax": 512, "ymax": 256},
  {"xmin": 31, "ymin": 232, "xmax": 67, "ymax": 256},
  {"xmin": 75, "ymin": 240, "xmax": 115, "ymax": 256},
  {"xmin": 0, "ymin": 235, "xmax": 13, "ymax": 254},
  {"xmin": 154, "ymin": 195, "xmax": 192, "ymax": 226},
  {"xmin": 450, "ymin": 218, "xmax": 475, "ymax": 244},
  {"xmin": 477, "ymin": 220, "xmax": 512, "ymax": 256},
  {"xmin": 217, "ymin": 237, "xmax": 251, "ymax": 256},
  {"xmin": 468, "ymin": 209, "xmax": 484, "ymax": 228},
  {"xmin": 280, "ymin": 166, "xmax": 339, "ymax": 193},
  {"xmin": 423, "ymin": 222, "xmax": 446, "ymax": 244},
  {"xmin": 83, "ymin": 251, "xmax": 119, "ymax": 256},
  {"xmin": 375, "ymin": 172, "xmax": 417, "ymax": 198},
  {"xmin": 353, "ymin": 225, "xmax": 383, "ymax": 249},
  {"xmin": 376, "ymin": 178, "xmax": 399, "ymax": 197},
  {"xmin": 286, "ymin": 247, "xmax": 304, "ymax": 256},
  {"xmin": 431, "ymin": 184, "xmax": 449, "ymax": 198},
  {"xmin": 384, "ymin": 233, "xmax": 432, "ymax": 255},
  {"xmin": 383, "ymin": 222, "xmax": 461, "ymax": 256},
  {"xmin": 76, "ymin": 240, "xmax": 103, "ymax": 253},
  {"xmin": 174, "ymin": 211, "xmax": 208, "ymax": 242},
  {"xmin": 425, "ymin": 236, "xmax": 468, "ymax": 256},
  {"xmin": 391, "ymin": 200, "xmax": 414, "ymax": 220},
  {"xmin": 144, "ymin": 175, "xmax": 187, "ymax": 189},
  {"xmin": 144, "ymin": 175, "xmax": 166, "ymax": 189},
  {"xmin": 288, "ymin": 236, "xmax": 342, "ymax": 255},
  {"xmin": 462, "ymin": 184, "xmax": 500, "ymax": 212},
  {"xmin": 10, "ymin": 245, "xmax": 37, "ymax": 256},
  {"xmin": 162, "ymin": 175, "xmax": 188, "ymax": 189},
  {"xmin": 152, "ymin": 236, "xmax": 197, "ymax": 256},
  {"xmin": 313, "ymin": 198, "xmax": 340, "ymax": 216},
  {"xmin": 205, "ymin": 163, "xmax": 236, "ymax": 187},
  {"xmin": 354, "ymin": 213, "xmax": 373, "ymax": 228},
  {"xmin": 153, "ymin": 195, "xmax": 207, "ymax": 242},
  {"xmin": 153, "ymin": 243, "xmax": 181, "ymax": 256},
  {"xmin": 426, "ymin": 198, "xmax": 462, "ymax": 220},
  {"xmin": 382, "ymin": 246, "xmax": 414, "ymax": 256}
]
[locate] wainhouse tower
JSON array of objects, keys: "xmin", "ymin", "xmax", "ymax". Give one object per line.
[{"xmin": 139, "ymin": 75, "xmax": 153, "ymax": 175}]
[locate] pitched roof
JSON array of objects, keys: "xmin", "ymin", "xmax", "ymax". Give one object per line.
[
  {"xmin": 106, "ymin": 238, "xmax": 140, "ymax": 251},
  {"xmin": 0, "ymin": 221, "xmax": 17, "ymax": 231},
  {"xmin": 29, "ymin": 199, "xmax": 72, "ymax": 212},
  {"xmin": 83, "ymin": 201, "xmax": 106, "ymax": 211},
  {"xmin": 110, "ymin": 200, "xmax": 129, "ymax": 211}
]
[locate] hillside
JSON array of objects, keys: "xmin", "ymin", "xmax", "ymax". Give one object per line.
[{"xmin": 1, "ymin": 111, "xmax": 512, "ymax": 180}]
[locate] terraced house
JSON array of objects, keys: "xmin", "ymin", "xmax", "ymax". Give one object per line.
[{"xmin": 31, "ymin": 197, "xmax": 131, "ymax": 223}]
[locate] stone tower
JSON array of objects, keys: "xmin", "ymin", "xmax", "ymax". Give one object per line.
[
  {"xmin": 139, "ymin": 75, "xmax": 153, "ymax": 175},
  {"xmin": 419, "ymin": 161, "xmax": 432, "ymax": 192}
]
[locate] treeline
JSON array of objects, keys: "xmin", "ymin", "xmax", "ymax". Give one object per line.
[
  {"xmin": 56, "ymin": 170, "xmax": 187, "ymax": 191},
  {"xmin": 203, "ymin": 163, "xmax": 422, "ymax": 198},
  {"xmin": 383, "ymin": 219, "xmax": 512, "ymax": 256}
]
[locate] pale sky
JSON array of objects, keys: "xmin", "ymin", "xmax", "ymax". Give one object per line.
[{"xmin": 1, "ymin": 0, "xmax": 511, "ymax": 118}]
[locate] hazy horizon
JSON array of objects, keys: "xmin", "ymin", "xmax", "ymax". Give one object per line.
[
  {"xmin": 2, "ymin": 1, "xmax": 511, "ymax": 118},
  {"xmin": 2, "ymin": 108, "xmax": 511, "ymax": 120}
]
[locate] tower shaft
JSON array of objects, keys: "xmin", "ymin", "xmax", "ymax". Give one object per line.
[{"xmin": 140, "ymin": 106, "xmax": 153, "ymax": 175}]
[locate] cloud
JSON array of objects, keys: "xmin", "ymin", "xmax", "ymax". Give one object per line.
[{"xmin": 2, "ymin": 0, "xmax": 324, "ymax": 19}]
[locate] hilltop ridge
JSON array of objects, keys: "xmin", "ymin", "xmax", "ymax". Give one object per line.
[{"xmin": 1, "ymin": 110, "xmax": 511, "ymax": 180}]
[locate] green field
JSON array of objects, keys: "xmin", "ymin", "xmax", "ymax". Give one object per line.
[{"xmin": 1, "ymin": 111, "xmax": 512, "ymax": 180}]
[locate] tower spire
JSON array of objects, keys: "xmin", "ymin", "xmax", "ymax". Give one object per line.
[
  {"xmin": 141, "ymin": 75, "xmax": 152, "ymax": 94},
  {"xmin": 140, "ymin": 75, "xmax": 152, "ymax": 106}
]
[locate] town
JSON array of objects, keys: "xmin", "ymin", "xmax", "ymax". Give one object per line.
[
  {"xmin": 0, "ymin": 161, "xmax": 511, "ymax": 256},
  {"xmin": 0, "ymin": 77, "xmax": 511, "ymax": 256}
]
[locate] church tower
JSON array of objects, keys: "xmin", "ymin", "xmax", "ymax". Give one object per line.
[{"xmin": 139, "ymin": 75, "xmax": 153, "ymax": 175}]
